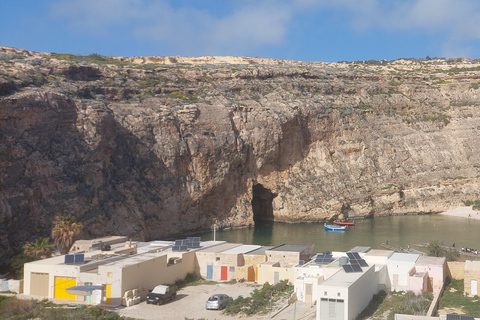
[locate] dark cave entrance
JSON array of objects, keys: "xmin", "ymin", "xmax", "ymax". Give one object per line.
[{"xmin": 252, "ymin": 184, "xmax": 277, "ymax": 223}]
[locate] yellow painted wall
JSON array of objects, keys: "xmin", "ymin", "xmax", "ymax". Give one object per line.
[
  {"xmin": 447, "ymin": 261, "xmax": 465, "ymax": 280},
  {"xmin": 121, "ymin": 251, "xmax": 195, "ymax": 294},
  {"xmin": 105, "ymin": 284, "xmax": 111, "ymax": 304},
  {"xmin": 54, "ymin": 277, "xmax": 76, "ymax": 300},
  {"xmin": 258, "ymin": 262, "xmax": 296, "ymax": 285}
]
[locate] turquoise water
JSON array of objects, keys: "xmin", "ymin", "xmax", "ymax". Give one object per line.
[{"xmin": 197, "ymin": 214, "xmax": 480, "ymax": 253}]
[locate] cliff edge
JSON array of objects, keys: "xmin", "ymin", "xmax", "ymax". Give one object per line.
[{"xmin": 1, "ymin": 47, "xmax": 480, "ymax": 262}]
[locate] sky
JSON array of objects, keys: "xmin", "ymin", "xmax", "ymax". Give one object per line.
[{"xmin": 2, "ymin": 0, "xmax": 480, "ymax": 62}]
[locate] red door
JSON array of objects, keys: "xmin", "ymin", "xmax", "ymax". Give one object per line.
[{"xmin": 221, "ymin": 266, "xmax": 228, "ymax": 280}]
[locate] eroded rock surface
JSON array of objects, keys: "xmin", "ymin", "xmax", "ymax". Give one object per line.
[{"xmin": 1, "ymin": 47, "xmax": 480, "ymax": 262}]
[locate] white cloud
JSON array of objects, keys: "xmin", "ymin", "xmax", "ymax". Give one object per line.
[
  {"xmin": 317, "ymin": 0, "xmax": 480, "ymax": 57},
  {"xmin": 49, "ymin": 0, "xmax": 480, "ymax": 58},
  {"xmin": 50, "ymin": 0, "xmax": 294, "ymax": 55}
]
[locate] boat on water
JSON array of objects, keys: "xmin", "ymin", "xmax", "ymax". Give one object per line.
[
  {"xmin": 324, "ymin": 223, "xmax": 346, "ymax": 231},
  {"xmin": 333, "ymin": 220, "xmax": 355, "ymax": 226}
]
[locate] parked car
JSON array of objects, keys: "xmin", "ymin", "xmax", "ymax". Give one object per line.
[
  {"xmin": 146, "ymin": 284, "xmax": 176, "ymax": 305},
  {"xmin": 205, "ymin": 293, "xmax": 233, "ymax": 310}
]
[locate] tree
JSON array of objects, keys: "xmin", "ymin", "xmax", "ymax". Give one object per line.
[
  {"xmin": 23, "ymin": 237, "xmax": 52, "ymax": 259},
  {"xmin": 426, "ymin": 240, "xmax": 459, "ymax": 261},
  {"xmin": 51, "ymin": 216, "xmax": 83, "ymax": 254}
]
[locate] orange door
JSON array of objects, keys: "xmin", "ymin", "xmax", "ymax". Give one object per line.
[{"xmin": 221, "ymin": 266, "xmax": 228, "ymax": 280}]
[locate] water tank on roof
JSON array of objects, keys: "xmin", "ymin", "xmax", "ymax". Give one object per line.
[{"xmin": 339, "ymin": 256, "xmax": 348, "ymax": 266}]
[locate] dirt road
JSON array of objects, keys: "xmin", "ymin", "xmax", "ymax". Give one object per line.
[{"xmin": 116, "ymin": 282, "xmax": 316, "ymax": 320}]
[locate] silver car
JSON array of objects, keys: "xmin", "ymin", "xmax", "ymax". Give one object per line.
[{"xmin": 205, "ymin": 293, "xmax": 233, "ymax": 310}]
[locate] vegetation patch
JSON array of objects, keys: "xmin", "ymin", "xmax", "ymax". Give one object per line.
[
  {"xmin": 426, "ymin": 240, "xmax": 459, "ymax": 261},
  {"xmin": 0, "ymin": 295, "xmax": 134, "ymax": 320},
  {"xmin": 438, "ymin": 279, "xmax": 480, "ymax": 317},
  {"xmin": 223, "ymin": 280, "xmax": 293, "ymax": 316},
  {"xmin": 358, "ymin": 291, "xmax": 432, "ymax": 320},
  {"xmin": 464, "ymin": 200, "xmax": 480, "ymax": 210}
]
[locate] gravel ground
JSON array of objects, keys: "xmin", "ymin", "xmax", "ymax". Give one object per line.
[{"xmin": 115, "ymin": 282, "xmax": 316, "ymax": 320}]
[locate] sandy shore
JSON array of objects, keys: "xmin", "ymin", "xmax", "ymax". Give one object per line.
[{"xmin": 440, "ymin": 206, "xmax": 480, "ymax": 220}]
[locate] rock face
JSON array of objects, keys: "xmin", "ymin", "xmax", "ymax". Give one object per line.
[{"xmin": 1, "ymin": 47, "xmax": 480, "ymax": 262}]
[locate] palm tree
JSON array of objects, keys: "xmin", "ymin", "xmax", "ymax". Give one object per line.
[
  {"xmin": 23, "ymin": 237, "xmax": 52, "ymax": 259},
  {"xmin": 51, "ymin": 216, "xmax": 83, "ymax": 255}
]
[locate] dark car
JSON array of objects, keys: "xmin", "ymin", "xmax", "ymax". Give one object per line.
[
  {"xmin": 205, "ymin": 293, "xmax": 233, "ymax": 310},
  {"xmin": 146, "ymin": 284, "xmax": 176, "ymax": 305}
]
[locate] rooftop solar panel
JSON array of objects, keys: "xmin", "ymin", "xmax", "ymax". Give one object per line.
[
  {"xmin": 352, "ymin": 264, "xmax": 362, "ymax": 272},
  {"xmin": 315, "ymin": 254, "xmax": 332, "ymax": 264},
  {"xmin": 447, "ymin": 315, "xmax": 474, "ymax": 320},
  {"xmin": 346, "ymin": 252, "xmax": 355, "ymax": 259},
  {"xmin": 358, "ymin": 259, "xmax": 369, "ymax": 267},
  {"xmin": 342, "ymin": 265, "xmax": 354, "ymax": 273}
]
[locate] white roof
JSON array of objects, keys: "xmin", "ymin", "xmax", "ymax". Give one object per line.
[
  {"xmin": 388, "ymin": 252, "xmax": 419, "ymax": 263},
  {"xmin": 222, "ymin": 245, "xmax": 262, "ymax": 254},
  {"xmin": 320, "ymin": 265, "xmax": 374, "ymax": 288},
  {"xmin": 465, "ymin": 260, "xmax": 480, "ymax": 270}
]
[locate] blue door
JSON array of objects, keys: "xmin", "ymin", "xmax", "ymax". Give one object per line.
[
  {"xmin": 2, "ymin": 280, "xmax": 8, "ymax": 291},
  {"xmin": 207, "ymin": 265, "xmax": 213, "ymax": 279},
  {"xmin": 274, "ymin": 272, "xmax": 279, "ymax": 284}
]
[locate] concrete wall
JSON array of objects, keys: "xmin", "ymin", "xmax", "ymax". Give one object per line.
[
  {"xmin": 0, "ymin": 279, "xmax": 23, "ymax": 293},
  {"xmin": 24, "ymin": 261, "xmax": 80, "ymax": 298},
  {"xmin": 294, "ymin": 276, "xmax": 323, "ymax": 303},
  {"xmin": 244, "ymin": 254, "xmax": 267, "ymax": 268},
  {"xmin": 347, "ymin": 266, "xmax": 379, "ymax": 320},
  {"xmin": 464, "ymin": 262, "xmax": 480, "ymax": 297},
  {"xmin": 408, "ymin": 270, "xmax": 428, "ymax": 295},
  {"xmin": 266, "ymin": 251, "xmax": 300, "ymax": 267},
  {"xmin": 386, "ymin": 261, "xmax": 416, "ymax": 292},
  {"xmin": 257, "ymin": 262, "xmax": 294, "ymax": 285},
  {"xmin": 413, "ymin": 264, "xmax": 445, "ymax": 293}
]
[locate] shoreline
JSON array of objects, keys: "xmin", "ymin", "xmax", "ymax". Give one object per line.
[{"xmin": 440, "ymin": 206, "xmax": 480, "ymax": 220}]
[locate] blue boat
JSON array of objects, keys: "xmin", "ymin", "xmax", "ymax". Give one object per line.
[{"xmin": 324, "ymin": 223, "xmax": 346, "ymax": 231}]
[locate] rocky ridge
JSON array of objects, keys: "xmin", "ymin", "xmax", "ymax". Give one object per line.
[{"xmin": 1, "ymin": 47, "xmax": 480, "ymax": 262}]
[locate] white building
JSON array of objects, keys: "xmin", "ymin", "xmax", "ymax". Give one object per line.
[
  {"xmin": 385, "ymin": 252, "xmax": 420, "ymax": 292},
  {"xmin": 316, "ymin": 264, "xmax": 378, "ymax": 320}
]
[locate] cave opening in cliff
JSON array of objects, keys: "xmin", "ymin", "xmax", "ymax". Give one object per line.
[{"xmin": 252, "ymin": 184, "xmax": 277, "ymax": 223}]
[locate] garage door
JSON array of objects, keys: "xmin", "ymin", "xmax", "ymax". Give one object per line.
[
  {"xmin": 54, "ymin": 277, "xmax": 76, "ymax": 300},
  {"xmin": 320, "ymin": 298, "xmax": 344, "ymax": 320},
  {"xmin": 31, "ymin": 272, "xmax": 49, "ymax": 296}
]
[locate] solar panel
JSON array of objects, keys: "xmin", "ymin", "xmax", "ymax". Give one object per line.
[
  {"xmin": 343, "ymin": 263, "xmax": 363, "ymax": 273},
  {"xmin": 352, "ymin": 265, "xmax": 363, "ymax": 272},
  {"xmin": 172, "ymin": 246, "xmax": 181, "ymax": 251},
  {"xmin": 174, "ymin": 240, "xmax": 183, "ymax": 246},
  {"xmin": 358, "ymin": 259, "xmax": 369, "ymax": 267},
  {"xmin": 65, "ymin": 254, "xmax": 74, "ymax": 264},
  {"xmin": 315, "ymin": 254, "xmax": 332, "ymax": 264},
  {"xmin": 349, "ymin": 259, "xmax": 359, "ymax": 265},
  {"xmin": 342, "ymin": 265, "xmax": 354, "ymax": 273},
  {"xmin": 179, "ymin": 245, "xmax": 188, "ymax": 251},
  {"xmin": 74, "ymin": 253, "xmax": 85, "ymax": 263},
  {"xmin": 447, "ymin": 315, "xmax": 474, "ymax": 320},
  {"xmin": 348, "ymin": 252, "xmax": 361, "ymax": 259}
]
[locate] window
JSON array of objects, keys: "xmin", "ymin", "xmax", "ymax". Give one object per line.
[
  {"xmin": 337, "ymin": 292, "xmax": 341, "ymax": 297},
  {"xmin": 107, "ymin": 272, "xmax": 113, "ymax": 278},
  {"xmin": 229, "ymin": 266, "xmax": 235, "ymax": 272},
  {"xmin": 324, "ymin": 291, "xmax": 327, "ymax": 296},
  {"xmin": 216, "ymin": 257, "xmax": 220, "ymax": 261}
]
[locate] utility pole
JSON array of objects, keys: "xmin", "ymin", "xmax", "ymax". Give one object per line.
[{"xmin": 213, "ymin": 219, "xmax": 217, "ymax": 241}]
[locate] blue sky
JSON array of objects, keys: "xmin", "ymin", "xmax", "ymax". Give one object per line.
[{"xmin": 2, "ymin": 0, "xmax": 480, "ymax": 62}]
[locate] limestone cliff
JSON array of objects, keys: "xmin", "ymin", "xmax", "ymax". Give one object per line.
[{"xmin": 1, "ymin": 47, "xmax": 480, "ymax": 262}]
